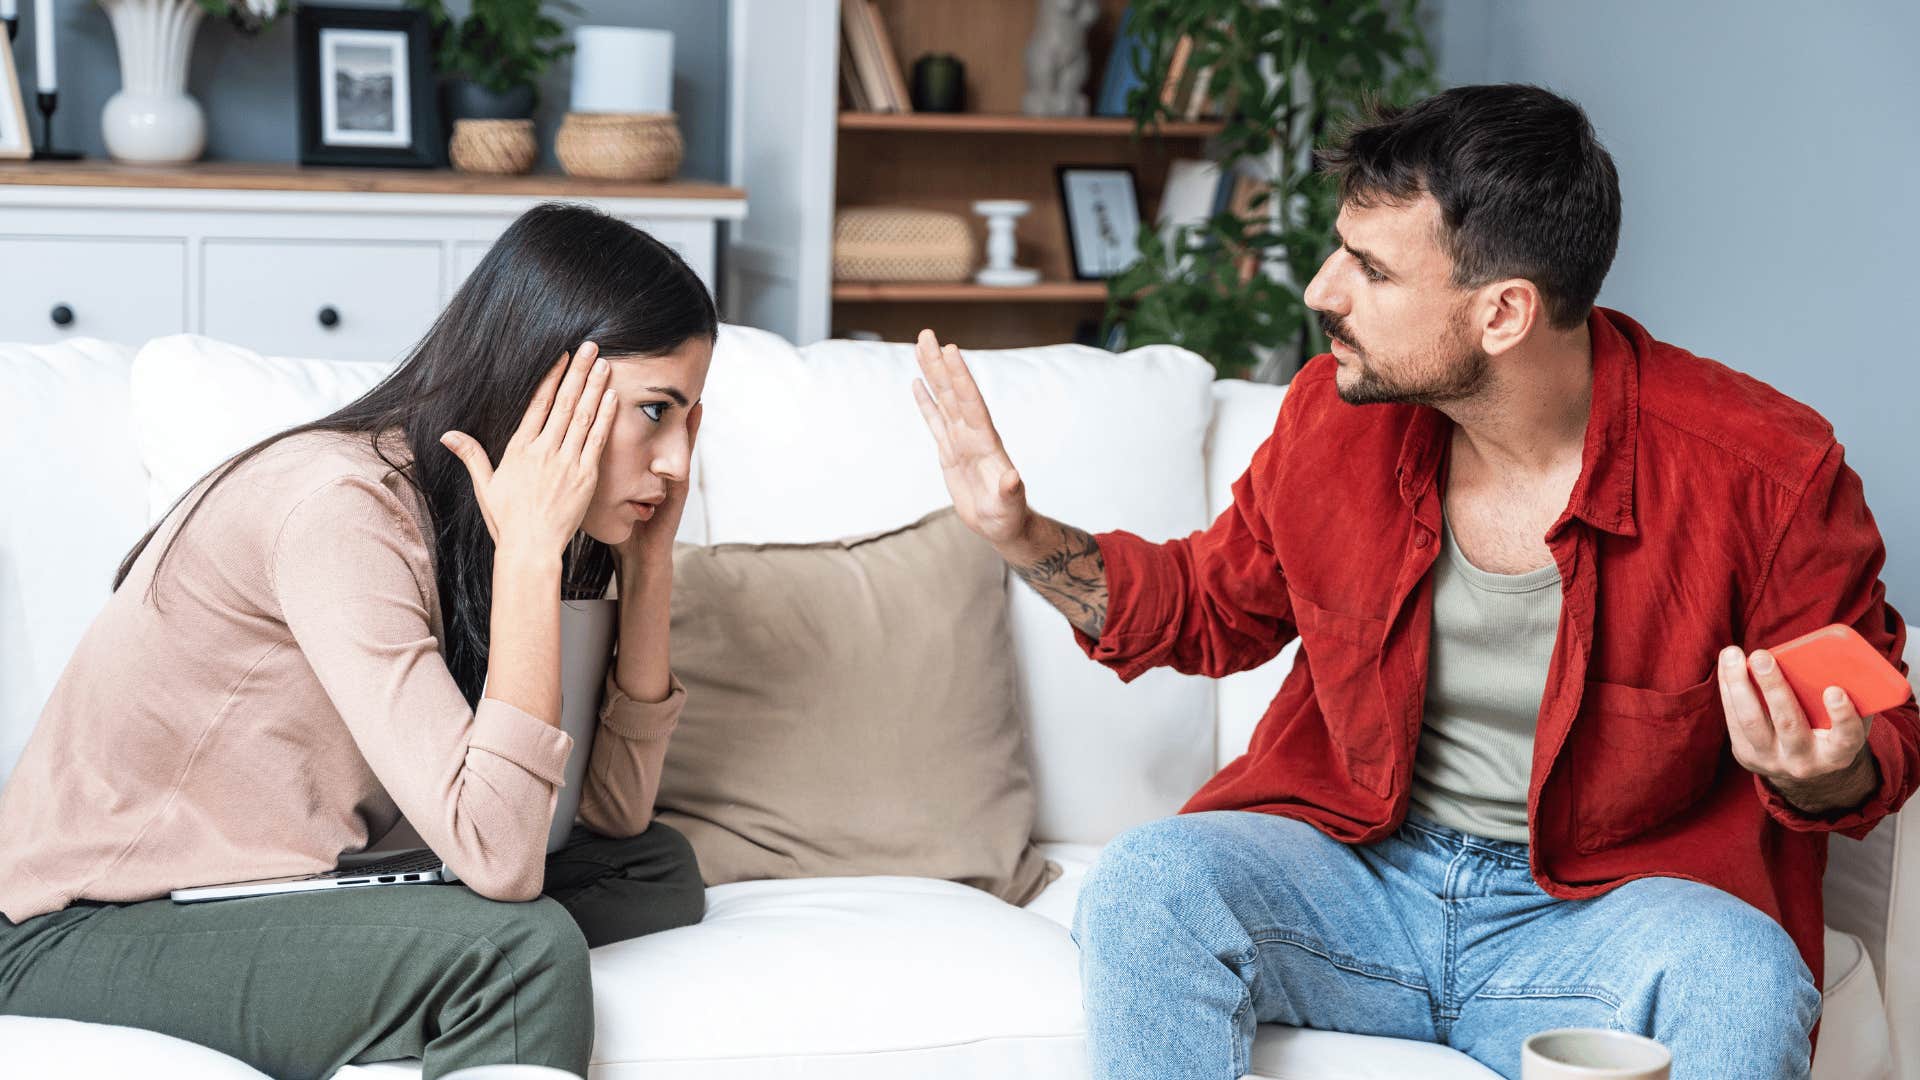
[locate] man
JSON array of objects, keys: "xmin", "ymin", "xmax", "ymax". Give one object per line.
[{"xmin": 909, "ymin": 83, "xmax": 1917, "ymax": 1079}]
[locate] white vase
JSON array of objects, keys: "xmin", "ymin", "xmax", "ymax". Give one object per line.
[{"xmin": 99, "ymin": 0, "xmax": 208, "ymax": 164}]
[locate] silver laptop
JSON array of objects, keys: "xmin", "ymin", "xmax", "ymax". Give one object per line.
[{"xmin": 172, "ymin": 599, "xmax": 618, "ymax": 903}]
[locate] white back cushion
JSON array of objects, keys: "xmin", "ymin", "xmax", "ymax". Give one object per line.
[
  {"xmin": 1206, "ymin": 378, "xmax": 1298, "ymax": 769},
  {"xmin": 128, "ymin": 333, "xmax": 708, "ymax": 541},
  {"xmin": 131, "ymin": 335, "xmax": 399, "ymax": 523},
  {"xmin": 695, "ymin": 325, "xmax": 1218, "ymax": 844},
  {"xmin": 0, "ymin": 339, "xmax": 148, "ymax": 789}
]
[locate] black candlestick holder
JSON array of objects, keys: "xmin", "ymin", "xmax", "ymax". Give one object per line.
[
  {"xmin": 32, "ymin": 91, "xmax": 81, "ymax": 161},
  {"xmin": 4, "ymin": 15, "xmax": 19, "ymax": 42}
]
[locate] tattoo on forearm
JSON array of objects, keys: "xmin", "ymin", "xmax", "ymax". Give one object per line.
[{"xmin": 1014, "ymin": 521, "xmax": 1109, "ymax": 639}]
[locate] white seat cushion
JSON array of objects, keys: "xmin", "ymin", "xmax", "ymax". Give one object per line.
[
  {"xmin": 582, "ymin": 875, "xmax": 1086, "ymax": 1078},
  {"xmin": 1028, "ymin": 843, "xmax": 1890, "ymax": 1080},
  {"xmin": 40, "ymin": 863, "xmax": 1889, "ymax": 1080},
  {"xmin": 341, "ymin": 874, "xmax": 1087, "ymax": 1080},
  {"xmin": 1028, "ymin": 843, "xmax": 1499, "ymax": 1080},
  {"xmin": 1241, "ymin": 1027, "xmax": 1501, "ymax": 1080},
  {"xmin": 0, "ymin": 1015, "xmax": 270, "ymax": 1079}
]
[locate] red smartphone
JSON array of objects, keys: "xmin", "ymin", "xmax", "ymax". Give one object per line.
[{"xmin": 1765, "ymin": 624, "xmax": 1912, "ymax": 730}]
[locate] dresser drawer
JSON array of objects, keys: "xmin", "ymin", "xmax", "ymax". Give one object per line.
[
  {"xmin": 0, "ymin": 237, "xmax": 187, "ymax": 345},
  {"xmin": 202, "ymin": 239, "xmax": 441, "ymax": 361}
]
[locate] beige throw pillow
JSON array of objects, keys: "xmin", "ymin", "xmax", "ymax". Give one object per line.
[{"xmin": 654, "ymin": 508, "xmax": 1060, "ymax": 905}]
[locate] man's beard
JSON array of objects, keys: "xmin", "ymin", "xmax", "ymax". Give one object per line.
[{"xmin": 1320, "ymin": 309, "xmax": 1489, "ymax": 407}]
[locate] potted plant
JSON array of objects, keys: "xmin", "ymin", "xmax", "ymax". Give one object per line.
[
  {"xmin": 1104, "ymin": 0, "xmax": 1434, "ymax": 380},
  {"xmin": 406, "ymin": 0, "xmax": 579, "ymax": 121}
]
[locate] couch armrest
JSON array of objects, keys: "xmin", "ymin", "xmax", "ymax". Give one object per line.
[{"xmin": 1825, "ymin": 811, "xmax": 1918, "ymax": 1080}]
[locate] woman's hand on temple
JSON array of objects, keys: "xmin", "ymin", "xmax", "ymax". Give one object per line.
[{"xmin": 440, "ymin": 342, "xmax": 619, "ymax": 560}]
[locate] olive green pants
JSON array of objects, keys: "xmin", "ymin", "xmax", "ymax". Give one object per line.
[{"xmin": 0, "ymin": 823, "xmax": 705, "ymax": 1080}]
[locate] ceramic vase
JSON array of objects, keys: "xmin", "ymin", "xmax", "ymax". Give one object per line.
[{"xmin": 99, "ymin": 0, "xmax": 208, "ymax": 164}]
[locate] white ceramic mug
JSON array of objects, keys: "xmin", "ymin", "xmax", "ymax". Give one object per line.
[{"xmin": 1521, "ymin": 1028, "xmax": 1672, "ymax": 1080}]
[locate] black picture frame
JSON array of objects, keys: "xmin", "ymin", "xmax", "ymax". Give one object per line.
[
  {"xmin": 1056, "ymin": 164, "xmax": 1143, "ymax": 280},
  {"xmin": 295, "ymin": 5, "xmax": 443, "ymax": 168}
]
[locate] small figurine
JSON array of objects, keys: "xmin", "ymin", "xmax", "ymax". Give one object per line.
[{"xmin": 1021, "ymin": 0, "xmax": 1099, "ymax": 117}]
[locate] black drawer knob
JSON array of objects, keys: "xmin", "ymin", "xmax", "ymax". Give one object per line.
[
  {"xmin": 317, "ymin": 305, "xmax": 340, "ymax": 329},
  {"xmin": 50, "ymin": 303, "xmax": 73, "ymax": 327}
]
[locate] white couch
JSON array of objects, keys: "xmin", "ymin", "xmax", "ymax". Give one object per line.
[{"xmin": 0, "ymin": 328, "xmax": 1912, "ymax": 1080}]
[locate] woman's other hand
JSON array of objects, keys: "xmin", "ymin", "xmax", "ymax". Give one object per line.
[{"xmin": 441, "ymin": 341, "xmax": 620, "ymax": 559}]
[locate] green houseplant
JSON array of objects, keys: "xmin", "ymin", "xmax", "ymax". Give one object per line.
[
  {"xmin": 406, "ymin": 0, "xmax": 580, "ymax": 120},
  {"xmin": 196, "ymin": 0, "xmax": 287, "ymax": 33},
  {"xmin": 1105, "ymin": 0, "xmax": 1434, "ymax": 379}
]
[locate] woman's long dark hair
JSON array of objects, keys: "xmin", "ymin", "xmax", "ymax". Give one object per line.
[{"xmin": 111, "ymin": 202, "xmax": 719, "ymax": 707}]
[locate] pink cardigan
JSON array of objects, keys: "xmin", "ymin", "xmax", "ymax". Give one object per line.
[{"xmin": 0, "ymin": 430, "xmax": 682, "ymax": 922}]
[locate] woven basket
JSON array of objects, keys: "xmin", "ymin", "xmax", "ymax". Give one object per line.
[
  {"xmin": 448, "ymin": 119, "xmax": 538, "ymax": 176},
  {"xmin": 833, "ymin": 207, "xmax": 977, "ymax": 282},
  {"xmin": 555, "ymin": 112, "xmax": 684, "ymax": 181}
]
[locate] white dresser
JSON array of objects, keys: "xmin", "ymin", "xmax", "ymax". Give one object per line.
[{"xmin": 0, "ymin": 163, "xmax": 747, "ymax": 361}]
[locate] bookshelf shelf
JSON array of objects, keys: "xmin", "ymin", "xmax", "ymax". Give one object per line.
[
  {"xmin": 826, "ymin": 0, "xmax": 1187, "ymax": 348},
  {"xmin": 837, "ymin": 113, "xmax": 1223, "ymax": 139},
  {"xmin": 833, "ymin": 281, "xmax": 1111, "ymax": 302}
]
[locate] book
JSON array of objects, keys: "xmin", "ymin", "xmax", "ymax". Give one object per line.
[
  {"xmin": 840, "ymin": 33, "xmax": 871, "ymax": 112},
  {"xmin": 1220, "ymin": 170, "xmax": 1266, "ymax": 284},
  {"xmin": 841, "ymin": 0, "xmax": 892, "ymax": 112},
  {"xmin": 1159, "ymin": 34, "xmax": 1194, "ymax": 113},
  {"xmin": 865, "ymin": 0, "xmax": 914, "ymax": 114},
  {"xmin": 1095, "ymin": 7, "xmax": 1145, "ymax": 117},
  {"xmin": 1180, "ymin": 21, "xmax": 1234, "ymax": 119},
  {"xmin": 1159, "ymin": 158, "xmax": 1223, "ymax": 232},
  {"xmin": 1183, "ymin": 60, "xmax": 1216, "ymax": 120}
]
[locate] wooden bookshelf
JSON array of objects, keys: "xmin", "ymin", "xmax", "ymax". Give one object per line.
[
  {"xmin": 832, "ymin": 281, "xmax": 1109, "ymax": 302},
  {"xmin": 833, "ymin": 0, "xmax": 1204, "ymax": 349},
  {"xmin": 838, "ymin": 112, "xmax": 1224, "ymax": 139}
]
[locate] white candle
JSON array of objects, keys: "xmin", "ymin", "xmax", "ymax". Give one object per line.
[
  {"xmin": 1, "ymin": 1, "xmax": 19, "ymax": 24},
  {"xmin": 33, "ymin": 0, "xmax": 54, "ymax": 94}
]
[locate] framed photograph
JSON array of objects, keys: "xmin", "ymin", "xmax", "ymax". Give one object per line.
[
  {"xmin": 0, "ymin": 38, "xmax": 31, "ymax": 161},
  {"xmin": 1057, "ymin": 165, "xmax": 1143, "ymax": 279},
  {"xmin": 295, "ymin": 5, "xmax": 443, "ymax": 168}
]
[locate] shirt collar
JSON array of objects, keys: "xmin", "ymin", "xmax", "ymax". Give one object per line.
[{"xmin": 1394, "ymin": 306, "xmax": 1641, "ymax": 538}]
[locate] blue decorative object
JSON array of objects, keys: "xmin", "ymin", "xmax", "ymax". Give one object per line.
[{"xmin": 1093, "ymin": 6, "xmax": 1143, "ymax": 118}]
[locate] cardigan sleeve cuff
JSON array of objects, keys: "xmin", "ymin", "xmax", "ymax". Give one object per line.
[
  {"xmin": 468, "ymin": 697, "xmax": 574, "ymax": 788},
  {"xmin": 1756, "ymin": 720, "xmax": 1906, "ymax": 839},
  {"xmin": 1070, "ymin": 529, "xmax": 1183, "ymax": 683},
  {"xmin": 598, "ymin": 669, "xmax": 687, "ymax": 741}
]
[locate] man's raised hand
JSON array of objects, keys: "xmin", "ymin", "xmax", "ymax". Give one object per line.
[{"xmin": 911, "ymin": 328, "xmax": 1031, "ymax": 547}]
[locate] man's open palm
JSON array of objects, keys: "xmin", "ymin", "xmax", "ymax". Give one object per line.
[{"xmin": 911, "ymin": 329, "xmax": 1030, "ymax": 546}]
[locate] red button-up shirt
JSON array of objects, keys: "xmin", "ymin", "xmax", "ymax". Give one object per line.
[{"xmin": 1079, "ymin": 307, "xmax": 1918, "ymax": 994}]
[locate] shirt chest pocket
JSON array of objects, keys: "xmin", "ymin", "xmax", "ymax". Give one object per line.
[
  {"xmin": 1567, "ymin": 675, "xmax": 1724, "ymax": 852},
  {"xmin": 1292, "ymin": 593, "xmax": 1394, "ymax": 796}
]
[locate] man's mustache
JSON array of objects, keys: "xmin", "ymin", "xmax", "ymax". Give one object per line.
[{"xmin": 1317, "ymin": 311, "xmax": 1359, "ymax": 354}]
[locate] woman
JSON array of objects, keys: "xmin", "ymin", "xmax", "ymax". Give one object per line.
[{"xmin": 0, "ymin": 204, "xmax": 713, "ymax": 1078}]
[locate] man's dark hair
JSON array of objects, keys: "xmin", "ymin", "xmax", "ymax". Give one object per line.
[{"xmin": 1317, "ymin": 83, "xmax": 1621, "ymax": 329}]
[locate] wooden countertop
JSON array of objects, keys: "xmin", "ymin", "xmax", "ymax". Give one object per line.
[{"xmin": 0, "ymin": 161, "xmax": 744, "ymax": 201}]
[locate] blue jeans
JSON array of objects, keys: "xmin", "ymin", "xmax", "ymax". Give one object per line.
[{"xmin": 1071, "ymin": 811, "xmax": 1819, "ymax": 1080}]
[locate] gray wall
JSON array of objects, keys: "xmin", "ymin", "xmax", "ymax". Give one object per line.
[
  {"xmin": 7, "ymin": 0, "xmax": 729, "ymax": 180},
  {"xmin": 1432, "ymin": 0, "xmax": 1920, "ymax": 611}
]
